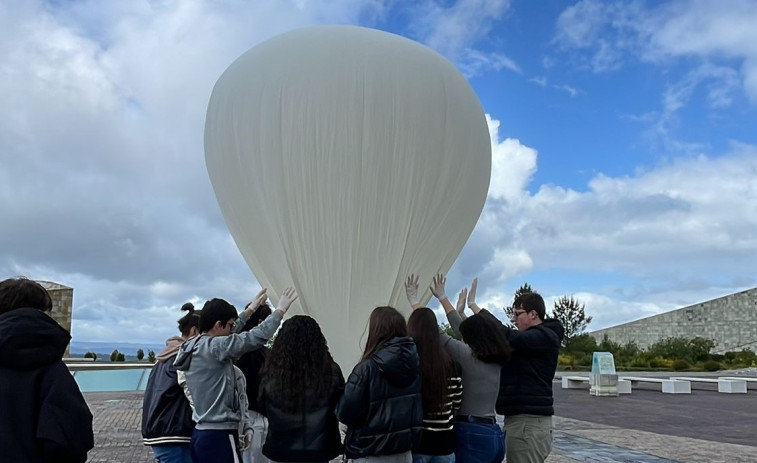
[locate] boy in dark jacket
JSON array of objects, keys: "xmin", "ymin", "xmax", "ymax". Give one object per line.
[
  {"xmin": 476, "ymin": 291, "xmax": 564, "ymax": 463},
  {"xmin": 142, "ymin": 302, "xmax": 200, "ymax": 462},
  {"xmin": 0, "ymin": 277, "xmax": 94, "ymax": 463}
]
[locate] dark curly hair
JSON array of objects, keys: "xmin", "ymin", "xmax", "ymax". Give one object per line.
[
  {"xmin": 260, "ymin": 315, "xmax": 336, "ymax": 413},
  {"xmin": 407, "ymin": 307, "xmax": 454, "ymax": 414},
  {"xmin": 459, "ymin": 313, "xmax": 512, "ymax": 364}
]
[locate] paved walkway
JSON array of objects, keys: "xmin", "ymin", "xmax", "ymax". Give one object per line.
[{"xmin": 84, "ymin": 380, "xmax": 757, "ymax": 462}]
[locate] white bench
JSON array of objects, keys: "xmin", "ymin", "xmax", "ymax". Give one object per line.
[
  {"xmin": 561, "ymin": 375, "xmax": 631, "ymax": 394},
  {"xmin": 561, "ymin": 375, "xmax": 590, "ymax": 389},
  {"xmin": 719, "ymin": 376, "xmax": 757, "ymax": 389},
  {"xmin": 620, "ymin": 376, "xmax": 691, "ymax": 394},
  {"xmin": 670, "ymin": 376, "xmax": 747, "ymax": 394}
]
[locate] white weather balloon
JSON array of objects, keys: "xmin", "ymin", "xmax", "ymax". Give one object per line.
[{"xmin": 205, "ymin": 25, "xmax": 491, "ymax": 368}]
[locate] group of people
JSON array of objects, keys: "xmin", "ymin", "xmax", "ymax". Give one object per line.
[
  {"xmin": 141, "ymin": 273, "xmax": 564, "ymax": 463},
  {"xmin": 0, "ymin": 274, "xmax": 563, "ymax": 463}
]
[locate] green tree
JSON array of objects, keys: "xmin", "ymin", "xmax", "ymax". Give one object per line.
[
  {"xmin": 440, "ymin": 323, "xmax": 461, "ymax": 340},
  {"xmin": 136, "ymin": 348, "xmax": 144, "ymax": 361},
  {"xmin": 563, "ymin": 333, "xmax": 597, "ymax": 353},
  {"xmin": 110, "ymin": 349, "xmax": 120, "ymax": 362},
  {"xmin": 552, "ymin": 295, "xmax": 592, "ymax": 343},
  {"xmin": 147, "ymin": 349, "xmax": 156, "ymax": 363},
  {"xmin": 116, "ymin": 352, "xmax": 125, "ymax": 362},
  {"xmin": 84, "ymin": 351, "xmax": 98, "ymax": 361},
  {"xmin": 504, "ymin": 283, "xmax": 534, "ymax": 320}
]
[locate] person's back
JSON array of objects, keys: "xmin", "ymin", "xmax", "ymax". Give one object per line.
[
  {"xmin": 259, "ymin": 315, "xmax": 344, "ymax": 463},
  {"xmin": 0, "ymin": 277, "xmax": 94, "ymax": 463},
  {"xmin": 337, "ymin": 306, "xmax": 423, "ymax": 461},
  {"xmin": 142, "ymin": 303, "xmax": 200, "ymax": 462}
]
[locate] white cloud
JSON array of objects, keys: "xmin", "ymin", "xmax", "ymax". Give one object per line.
[
  {"xmin": 407, "ymin": 0, "xmax": 515, "ymax": 76},
  {"xmin": 554, "ymin": 0, "xmax": 757, "ymax": 101}
]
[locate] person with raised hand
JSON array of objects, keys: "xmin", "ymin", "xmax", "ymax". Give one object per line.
[
  {"xmin": 336, "ymin": 305, "xmax": 423, "ymax": 462},
  {"xmin": 404, "ymin": 275, "xmax": 462, "ymax": 463},
  {"xmin": 467, "ymin": 281, "xmax": 564, "ymax": 463},
  {"xmin": 425, "ymin": 273, "xmax": 511, "ymax": 463},
  {"xmin": 174, "ymin": 287, "xmax": 297, "ymax": 463}
]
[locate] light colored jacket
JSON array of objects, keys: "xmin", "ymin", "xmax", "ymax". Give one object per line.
[{"xmin": 174, "ymin": 311, "xmax": 282, "ymax": 430}]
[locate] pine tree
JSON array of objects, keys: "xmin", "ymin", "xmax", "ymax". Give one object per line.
[
  {"xmin": 504, "ymin": 283, "xmax": 534, "ymax": 320},
  {"xmin": 552, "ymin": 295, "xmax": 592, "ymax": 343},
  {"xmin": 136, "ymin": 348, "xmax": 144, "ymax": 361}
]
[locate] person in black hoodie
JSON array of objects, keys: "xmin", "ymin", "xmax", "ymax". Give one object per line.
[
  {"xmin": 0, "ymin": 277, "xmax": 94, "ymax": 463},
  {"xmin": 141, "ymin": 302, "xmax": 200, "ymax": 462},
  {"xmin": 336, "ymin": 306, "xmax": 423, "ymax": 462},
  {"xmin": 258, "ymin": 315, "xmax": 344, "ymax": 463},
  {"xmin": 467, "ymin": 285, "xmax": 564, "ymax": 463}
]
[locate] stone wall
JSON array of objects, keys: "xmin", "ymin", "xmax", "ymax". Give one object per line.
[
  {"xmin": 39, "ymin": 280, "xmax": 73, "ymax": 356},
  {"xmin": 590, "ymin": 287, "xmax": 757, "ymax": 354}
]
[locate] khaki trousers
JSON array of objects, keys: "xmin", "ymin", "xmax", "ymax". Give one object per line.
[{"xmin": 504, "ymin": 414, "xmax": 552, "ymax": 463}]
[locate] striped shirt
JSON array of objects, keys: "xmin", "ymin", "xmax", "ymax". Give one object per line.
[{"xmin": 414, "ymin": 366, "xmax": 463, "ymax": 455}]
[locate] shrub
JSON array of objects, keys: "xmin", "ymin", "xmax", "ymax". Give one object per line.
[
  {"xmin": 563, "ymin": 334, "xmax": 597, "ymax": 353},
  {"xmin": 147, "ymin": 349, "xmax": 156, "ymax": 363},
  {"xmin": 110, "ymin": 349, "xmax": 120, "ymax": 362},
  {"xmin": 630, "ymin": 357, "xmax": 648, "ymax": 368},
  {"xmin": 701, "ymin": 360, "xmax": 722, "ymax": 372},
  {"xmin": 671, "ymin": 359, "xmax": 690, "ymax": 371},
  {"xmin": 84, "ymin": 351, "xmax": 97, "ymax": 361},
  {"xmin": 648, "ymin": 357, "xmax": 672, "ymax": 369},
  {"xmin": 137, "ymin": 348, "xmax": 144, "ymax": 361},
  {"xmin": 558, "ymin": 354, "xmax": 575, "ymax": 367}
]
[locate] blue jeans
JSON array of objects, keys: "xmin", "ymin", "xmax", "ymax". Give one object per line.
[
  {"xmin": 454, "ymin": 422, "xmax": 505, "ymax": 463},
  {"xmin": 152, "ymin": 444, "xmax": 193, "ymax": 463},
  {"xmin": 412, "ymin": 453, "xmax": 455, "ymax": 463}
]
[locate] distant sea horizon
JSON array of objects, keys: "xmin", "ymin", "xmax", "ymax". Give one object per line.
[{"xmin": 69, "ymin": 340, "xmax": 166, "ymax": 355}]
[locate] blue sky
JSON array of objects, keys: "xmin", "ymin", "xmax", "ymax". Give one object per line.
[{"xmin": 1, "ymin": 0, "xmax": 756, "ymax": 345}]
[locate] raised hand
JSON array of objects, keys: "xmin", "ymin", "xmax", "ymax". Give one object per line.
[
  {"xmin": 276, "ymin": 287, "xmax": 298, "ymax": 314},
  {"xmin": 405, "ymin": 274, "xmax": 420, "ymax": 307},
  {"xmin": 429, "ymin": 273, "xmax": 448, "ymax": 301},
  {"xmin": 456, "ymin": 288, "xmax": 468, "ymax": 315},
  {"xmin": 467, "ymin": 278, "xmax": 482, "ymax": 314},
  {"xmin": 245, "ymin": 287, "xmax": 268, "ymax": 312}
]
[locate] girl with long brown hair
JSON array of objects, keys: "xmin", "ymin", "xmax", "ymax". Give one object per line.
[
  {"xmin": 336, "ymin": 306, "xmax": 423, "ymax": 462},
  {"xmin": 405, "ymin": 302, "xmax": 462, "ymax": 463}
]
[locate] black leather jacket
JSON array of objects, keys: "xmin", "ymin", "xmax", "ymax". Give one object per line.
[
  {"xmin": 336, "ymin": 337, "xmax": 423, "ymax": 459},
  {"xmin": 259, "ymin": 362, "xmax": 345, "ymax": 462},
  {"xmin": 141, "ymin": 354, "xmax": 194, "ymax": 445}
]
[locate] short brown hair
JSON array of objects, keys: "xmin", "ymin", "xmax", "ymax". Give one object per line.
[{"xmin": 0, "ymin": 277, "xmax": 53, "ymax": 315}]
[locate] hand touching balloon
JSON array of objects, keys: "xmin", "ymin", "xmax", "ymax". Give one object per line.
[
  {"xmin": 430, "ymin": 273, "xmax": 448, "ymax": 302},
  {"xmin": 405, "ymin": 274, "xmax": 421, "ymax": 309},
  {"xmin": 275, "ymin": 287, "xmax": 298, "ymax": 315}
]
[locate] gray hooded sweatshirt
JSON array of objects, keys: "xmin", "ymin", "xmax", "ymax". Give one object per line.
[{"xmin": 174, "ymin": 311, "xmax": 282, "ymax": 430}]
